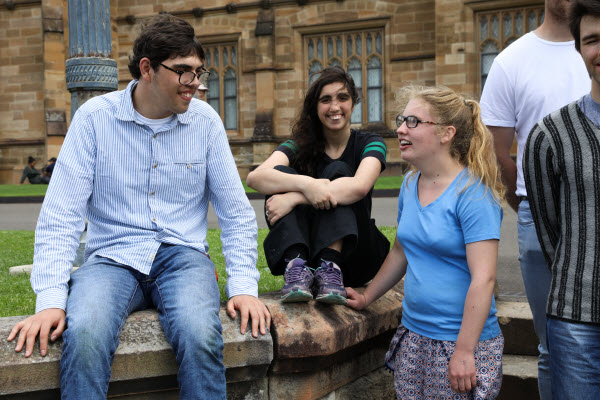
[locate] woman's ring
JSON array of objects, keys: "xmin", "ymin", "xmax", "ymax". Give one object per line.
[{"xmin": 266, "ymin": 210, "xmax": 270, "ymax": 216}]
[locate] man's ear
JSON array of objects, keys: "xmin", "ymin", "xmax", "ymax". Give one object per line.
[
  {"xmin": 440, "ymin": 125, "xmax": 456, "ymax": 144},
  {"xmin": 139, "ymin": 58, "xmax": 153, "ymax": 82}
]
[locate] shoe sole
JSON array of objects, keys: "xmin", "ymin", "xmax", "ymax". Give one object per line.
[
  {"xmin": 315, "ymin": 293, "xmax": 347, "ymax": 305},
  {"xmin": 281, "ymin": 290, "xmax": 313, "ymax": 302}
]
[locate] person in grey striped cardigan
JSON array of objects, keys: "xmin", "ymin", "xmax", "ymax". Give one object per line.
[{"xmin": 524, "ymin": 1, "xmax": 600, "ymax": 398}]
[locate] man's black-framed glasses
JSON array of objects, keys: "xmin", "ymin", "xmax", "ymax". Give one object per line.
[
  {"xmin": 159, "ymin": 63, "xmax": 210, "ymax": 86},
  {"xmin": 396, "ymin": 115, "xmax": 443, "ymax": 129}
]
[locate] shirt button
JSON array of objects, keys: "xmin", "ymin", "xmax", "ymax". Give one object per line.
[
  {"xmin": 152, "ymin": 218, "xmax": 156, "ymax": 222},
  {"xmin": 187, "ymin": 164, "xmax": 191, "ymax": 169},
  {"xmin": 150, "ymin": 255, "xmax": 155, "ymax": 261},
  {"xmin": 153, "ymin": 163, "xmax": 157, "ymax": 168},
  {"xmin": 150, "ymin": 191, "xmax": 155, "ymax": 196},
  {"xmin": 153, "ymin": 134, "xmax": 157, "ymax": 139}
]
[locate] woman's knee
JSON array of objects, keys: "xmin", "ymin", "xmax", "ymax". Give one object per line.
[
  {"xmin": 274, "ymin": 165, "xmax": 298, "ymax": 174},
  {"xmin": 319, "ymin": 161, "xmax": 353, "ymax": 180}
]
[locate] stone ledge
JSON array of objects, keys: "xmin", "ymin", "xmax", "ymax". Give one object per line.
[
  {"xmin": 498, "ymin": 355, "xmax": 539, "ymax": 400},
  {"xmin": 269, "ymin": 344, "xmax": 390, "ymax": 400},
  {"xmin": 9, "ymin": 265, "xmax": 79, "ymax": 276},
  {"xmin": 0, "ymin": 307, "xmax": 273, "ymax": 397},
  {"xmin": 264, "ymin": 284, "xmax": 403, "ymax": 374},
  {"xmin": 496, "ymin": 301, "xmax": 538, "ymax": 356},
  {"xmin": 317, "ymin": 366, "xmax": 395, "ymax": 400},
  {"xmin": 0, "ymin": 285, "xmax": 404, "ymax": 399}
]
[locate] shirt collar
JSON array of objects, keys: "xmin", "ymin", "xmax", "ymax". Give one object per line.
[{"xmin": 115, "ymin": 80, "xmax": 194, "ymax": 125}]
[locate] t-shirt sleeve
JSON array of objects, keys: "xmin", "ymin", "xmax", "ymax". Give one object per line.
[
  {"xmin": 480, "ymin": 60, "xmax": 516, "ymax": 128},
  {"xmin": 397, "ymin": 172, "xmax": 411, "ymax": 225},
  {"xmin": 456, "ymin": 181, "xmax": 503, "ymax": 244},
  {"xmin": 359, "ymin": 133, "xmax": 387, "ymax": 172},
  {"xmin": 274, "ymin": 139, "xmax": 297, "ymax": 162}
]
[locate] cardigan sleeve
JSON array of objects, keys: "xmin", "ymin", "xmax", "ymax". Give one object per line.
[{"xmin": 523, "ymin": 122, "xmax": 561, "ymax": 268}]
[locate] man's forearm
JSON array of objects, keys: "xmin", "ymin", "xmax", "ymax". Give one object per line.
[
  {"xmin": 33, "ymin": 200, "xmax": 88, "ymax": 312},
  {"xmin": 498, "ymin": 155, "xmax": 519, "ymax": 212}
]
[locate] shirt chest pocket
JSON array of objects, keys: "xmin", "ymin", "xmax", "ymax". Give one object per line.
[{"xmin": 168, "ymin": 160, "xmax": 206, "ymax": 188}]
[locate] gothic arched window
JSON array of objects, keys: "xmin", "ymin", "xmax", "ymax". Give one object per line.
[
  {"xmin": 305, "ymin": 28, "xmax": 385, "ymax": 126},
  {"xmin": 202, "ymin": 42, "xmax": 239, "ymax": 130}
]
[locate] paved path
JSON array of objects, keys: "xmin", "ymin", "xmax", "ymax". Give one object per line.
[{"xmin": 0, "ymin": 198, "xmax": 525, "ymax": 301}]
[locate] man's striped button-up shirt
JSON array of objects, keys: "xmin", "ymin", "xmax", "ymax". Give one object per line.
[{"xmin": 32, "ymin": 80, "xmax": 259, "ymax": 313}]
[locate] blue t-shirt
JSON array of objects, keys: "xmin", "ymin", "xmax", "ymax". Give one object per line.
[{"xmin": 397, "ymin": 169, "xmax": 503, "ymax": 341}]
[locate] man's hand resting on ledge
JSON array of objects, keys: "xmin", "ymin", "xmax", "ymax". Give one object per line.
[
  {"xmin": 7, "ymin": 308, "xmax": 66, "ymax": 357},
  {"xmin": 227, "ymin": 295, "xmax": 271, "ymax": 338}
]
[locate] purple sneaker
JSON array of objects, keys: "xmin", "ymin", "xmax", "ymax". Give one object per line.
[
  {"xmin": 281, "ymin": 258, "xmax": 314, "ymax": 302},
  {"xmin": 313, "ymin": 260, "xmax": 347, "ymax": 305}
]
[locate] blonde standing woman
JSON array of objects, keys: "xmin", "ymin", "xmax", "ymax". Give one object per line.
[{"xmin": 347, "ymin": 85, "xmax": 506, "ymax": 399}]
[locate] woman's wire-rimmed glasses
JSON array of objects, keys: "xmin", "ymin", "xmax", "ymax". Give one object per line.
[
  {"xmin": 159, "ymin": 63, "xmax": 210, "ymax": 86},
  {"xmin": 396, "ymin": 115, "xmax": 443, "ymax": 129}
]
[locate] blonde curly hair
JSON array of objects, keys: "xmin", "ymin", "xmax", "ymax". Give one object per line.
[{"xmin": 397, "ymin": 85, "xmax": 505, "ymax": 203}]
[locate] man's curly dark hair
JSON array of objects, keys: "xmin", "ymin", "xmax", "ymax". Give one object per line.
[{"xmin": 128, "ymin": 14, "xmax": 205, "ymax": 79}]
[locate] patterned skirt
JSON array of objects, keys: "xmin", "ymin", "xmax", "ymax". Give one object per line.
[{"xmin": 384, "ymin": 325, "xmax": 504, "ymax": 400}]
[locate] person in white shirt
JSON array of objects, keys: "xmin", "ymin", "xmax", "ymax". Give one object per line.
[{"xmin": 480, "ymin": 1, "xmax": 590, "ymax": 397}]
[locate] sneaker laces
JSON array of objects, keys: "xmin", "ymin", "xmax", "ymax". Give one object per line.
[
  {"xmin": 317, "ymin": 260, "xmax": 343, "ymax": 286},
  {"xmin": 284, "ymin": 258, "xmax": 313, "ymax": 283}
]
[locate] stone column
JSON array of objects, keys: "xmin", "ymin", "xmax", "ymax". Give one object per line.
[
  {"xmin": 65, "ymin": 0, "xmax": 117, "ymax": 118},
  {"xmin": 42, "ymin": 0, "xmax": 68, "ymax": 160},
  {"xmin": 251, "ymin": 9, "xmax": 278, "ymax": 167},
  {"xmin": 435, "ymin": 0, "xmax": 476, "ymax": 94},
  {"xmin": 252, "ymin": 9, "xmax": 276, "ymax": 141}
]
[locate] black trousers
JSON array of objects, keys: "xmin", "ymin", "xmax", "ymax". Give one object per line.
[{"xmin": 263, "ymin": 162, "xmax": 390, "ymax": 287}]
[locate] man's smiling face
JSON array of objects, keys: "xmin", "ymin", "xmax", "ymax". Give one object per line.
[
  {"xmin": 579, "ymin": 15, "xmax": 600, "ymax": 101},
  {"xmin": 147, "ymin": 54, "xmax": 205, "ymax": 118}
]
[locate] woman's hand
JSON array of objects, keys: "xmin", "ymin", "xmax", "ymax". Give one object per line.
[
  {"xmin": 265, "ymin": 193, "xmax": 296, "ymax": 225},
  {"xmin": 448, "ymin": 348, "xmax": 477, "ymax": 393},
  {"xmin": 346, "ymin": 287, "xmax": 367, "ymax": 310},
  {"xmin": 303, "ymin": 179, "xmax": 337, "ymax": 210}
]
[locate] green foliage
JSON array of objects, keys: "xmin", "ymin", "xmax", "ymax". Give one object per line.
[{"xmin": 0, "ymin": 226, "xmax": 399, "ymax": 317}]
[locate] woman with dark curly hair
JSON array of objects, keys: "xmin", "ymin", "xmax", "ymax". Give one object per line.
[{"xmin": 246, "ymin": 66, "xmax": 389, "ymax": 304}]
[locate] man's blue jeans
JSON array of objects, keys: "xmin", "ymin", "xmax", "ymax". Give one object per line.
[
  {"xmin": 60, "ymin": 244, "xmax": 226, "ymax": 399},
  {"xmin": 518, "ymin": 200, "xmax": 552, "ymax": 400},
  {"xmin": 547, "ymin": 317, "xmax": 600, "ymax": 399}
]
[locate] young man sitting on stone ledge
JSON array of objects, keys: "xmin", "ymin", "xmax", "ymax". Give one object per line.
[{"xmin": 7, "ymin": 14, "xmax": 270, "ymax": 400}]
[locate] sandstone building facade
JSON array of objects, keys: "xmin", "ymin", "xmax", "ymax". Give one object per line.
[{"xmin": 0, "ymin": 0, "xmax": 544, "ymax": 184}]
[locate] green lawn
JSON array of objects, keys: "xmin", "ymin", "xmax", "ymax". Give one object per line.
[
  {"xmin": 0, "ymin": 176, "xmax": 402, "ymax": 198},
  {"xmin": 0, "ymin": 185, "xmax": 48, "ymax": 197},
  {"xmin": 0, "ymin": 231, "xmax": 37, "ymax": 317},
  {"xmin": 0, "ymin": 227, "xmax": 398, "ymax": 318},
  {"xmin": 373, "ymin": 176, "xmax": 403, "ymax": 190}
]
